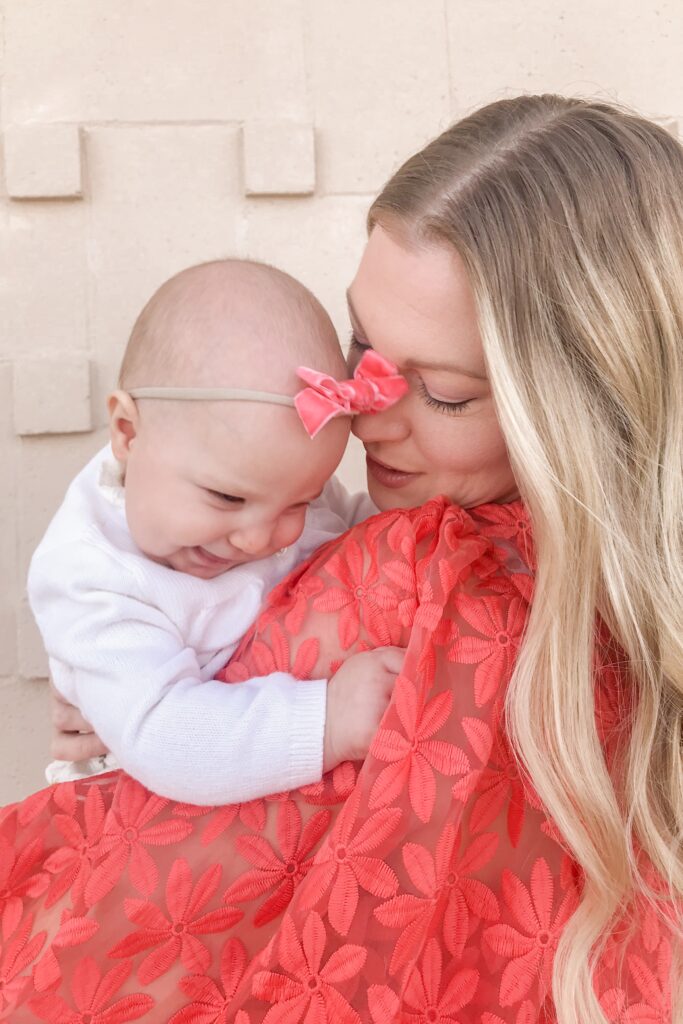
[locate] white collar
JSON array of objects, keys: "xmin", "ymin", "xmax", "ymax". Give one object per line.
[{"xmin": 98, "ymin": 455, "xmax": 126, "ymax": 509}]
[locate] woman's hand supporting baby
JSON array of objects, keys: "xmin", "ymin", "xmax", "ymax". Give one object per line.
[
  {"xmin": 49, "ymin": 679, "xmax": 109, "ymax": 762},
  {"xmin": 322, "ymin": 646, "xmax": 404, "ymax": 772}
]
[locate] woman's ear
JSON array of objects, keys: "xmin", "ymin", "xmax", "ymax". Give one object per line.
[{"xmin": 107, "ymin": 390, "xmax": 139, "ymax": 463}]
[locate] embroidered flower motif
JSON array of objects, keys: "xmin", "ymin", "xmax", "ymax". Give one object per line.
[
  {"xmin": 385, "ymin": 514, "xmax": 417, "ymax": 560},
  {"xmin": 29, "ymin": 957, "xmax": 154, "ymax": 1023},
  {"xmin": 367, "ymin": 983, "xmax": 400, "ymax": 1023},
  {"xmin": 299, "ymin": 761, "xmax": 357, "ymax": 806},
  {"xmin": 600, "ymin": 987, "xmax": 633, "ymax": 1024},
  {"xmin": 250, "ymin": 622, "xmax": 321, "ymax": 682},
  {"xmin": 85, "ymin": 778, "xmax": 193, "ymax": 904},
  {"xmin": 313, "ymin": 538, "xmax": 393, "ymax": 649},
  {"xmin": 282, "ymin": 574, "xmax": 327, "ymax": 635},
  {"xmin": 199, "ymin": 799, "xmax": 267, "ymax": 845},
  {"xmin": 476, "ymin": 502, "xmax": 534, "ymax": 569},
  {"xmin": 300, "ymin": 785, "xmax": 400, "ymax": 935},
  {"xmin": 0, "ymin": 833, "xmax": 48, "ymax": 940},
  {"xmin": 373, "ymin": 827, "xmax": 457, "ymax": 975},
  {"xmin": 402, "ymin": 938, "xmax": 479, "ymax": 1022},
  {"xmin": 108, "ymin": 858, "xmax": 243, "ymax": 984},
  {"xmin": 614, "ymin": 937, "xmax": 672, "ymax": 1023},
  {"xmin": 377, "ymin": 555, "xmax": 417, "ymax": 629},
  {"xmin": 369, "ymin": 675, "xmax": 469, "ymax": 822},
  {"xmin": 0, "ymin": 912, "xmax": 46, "ymax": 1015},
  {"xmin": 171, "ymin": 937, "xmax": 250, "ymax": 1024},
  {"xmin": 441, "ymin": 830, "xmax": 501, "ymax": 958},
  {"xmin": 481, "ymin": 1000, "xmax": 538, "ymax": 1024},
  {"xmin": 465, "ymin": 729, "xmax": 540, "ymax": 849},
  {"xmin": 44, "ymin": 783, "xmax": 107, "ymax": 909},
  {"xmin": 33, "ymin": 910, "xmax": 100, "ymax": 992},
  {"xmin": 448, "ymin": 594, "xmax": 527, "ymax": 707},
  {"xmin": 224, "ymin": 802, "xmax": 331, "ymax": 926},
  {"xmin": 483, "ymin": 858, "xmax": 579, "ymax": 1006},
  {"xmin": 252, "ymin": 912, "xmax": 366, "ymax": 1024}
]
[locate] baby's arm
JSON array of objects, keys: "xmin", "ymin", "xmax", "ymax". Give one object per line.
[{"xmin": 28, "ymin": 541, "xmax": 330, "ymax": 805}]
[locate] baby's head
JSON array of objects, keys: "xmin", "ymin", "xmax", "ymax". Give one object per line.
[{"xmin": 109, "ymin": 259, "xmax": 350, "ymax": 578}]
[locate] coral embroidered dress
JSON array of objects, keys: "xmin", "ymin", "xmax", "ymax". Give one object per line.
[{"xmin": 0, "ymin": 499, "xmax": 675, "ymax": 1022}]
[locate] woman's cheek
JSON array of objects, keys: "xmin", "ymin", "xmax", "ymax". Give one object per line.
[{"xmin": 419, "ymin": 420, "xmax": 480, "ymax": 474}]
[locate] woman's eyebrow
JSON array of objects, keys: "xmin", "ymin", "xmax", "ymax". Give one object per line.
[{"xmin": 346, "ymin": 289, "xmax": 487, "ymax": 382}]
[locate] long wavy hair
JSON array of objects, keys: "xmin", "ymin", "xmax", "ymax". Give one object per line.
[{"xmin": 369, "ymin": 94, "xmax": 683, "ymax": 1023}]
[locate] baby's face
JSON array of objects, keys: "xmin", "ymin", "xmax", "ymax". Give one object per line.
[{"xmin": 119, "ymin": 401, "xmax": 349, "ymax": 579}]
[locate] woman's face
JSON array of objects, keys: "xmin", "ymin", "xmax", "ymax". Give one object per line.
[{"xmin": 348, "ymin": 225, "xmax": 519, "ymax": 511}]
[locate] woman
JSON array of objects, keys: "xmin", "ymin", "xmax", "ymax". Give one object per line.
[{"xmin": 1, "ymin": 94, "xmax": 681, "ymax": 1023}]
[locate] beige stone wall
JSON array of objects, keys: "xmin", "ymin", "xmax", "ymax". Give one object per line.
[{"xmin": 1, "ymin": 1, "xmax": 680, "ymax": 802}]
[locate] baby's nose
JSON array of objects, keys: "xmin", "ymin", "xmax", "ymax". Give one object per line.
[{"xmin": 232, "ymin": 523, "xmax": 274, "ymax": 556}]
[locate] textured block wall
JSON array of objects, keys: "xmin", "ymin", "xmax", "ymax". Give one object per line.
[{"xmin": 1, "ymin": 0, "xmax": 681, "ymax": 802}]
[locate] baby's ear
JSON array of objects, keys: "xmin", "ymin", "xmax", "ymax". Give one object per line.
[{"xmin": 107, "ymin": 390, "xmax": 139, "ymax": 462}]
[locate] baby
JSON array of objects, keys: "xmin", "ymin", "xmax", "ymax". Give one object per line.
[{"xmin": 28, "ymin": 259, "xmax": 406, "ymax": 804}]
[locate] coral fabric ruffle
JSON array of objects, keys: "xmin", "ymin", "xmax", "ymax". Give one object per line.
[{"xmin": 0, "ymin": 498, "xmax": 675, "ymax": 1022}]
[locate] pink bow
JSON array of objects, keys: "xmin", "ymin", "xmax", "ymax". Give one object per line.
[{"xmin": 294, "ymin": 350, "xmax": 408, "ymax": 438}]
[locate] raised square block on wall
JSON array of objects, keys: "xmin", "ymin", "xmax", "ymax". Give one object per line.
[
  {"xmin": 243, "ymin": 120, "xmax": 315, "ymax": 195},
  {"xmin": 5, "ymin": 123, "xmax": 83, "ymax": 199},
  {"xmin": 13, "ymin": 356, "xmax": 92, "ymax": 435}
]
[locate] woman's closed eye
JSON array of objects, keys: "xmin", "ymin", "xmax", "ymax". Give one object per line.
[
  {"xmin": 350, "ymin": 333, "xmax": 471, "ymax": 415},
  {"xmin": 349, "ymin": 332, "xmax": 370, "ymax": 352},
  {"xmin": 416, "ymin": 379, "xmax": 471, "ymax": 415}
]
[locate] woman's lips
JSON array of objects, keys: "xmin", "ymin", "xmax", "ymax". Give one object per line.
[{"xmin": 366, "ymin": 453, "xmax": 420, "ymax": 489}]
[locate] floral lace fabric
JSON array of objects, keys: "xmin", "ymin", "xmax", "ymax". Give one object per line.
[{"xmin": 0, "ymin": 498, "xmax": 676, "ymax": 1022}]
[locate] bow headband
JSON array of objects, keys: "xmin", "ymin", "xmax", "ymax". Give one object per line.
[{"xmin": 128, "ymin": 350, "xmax": 408, "ymax": 438}]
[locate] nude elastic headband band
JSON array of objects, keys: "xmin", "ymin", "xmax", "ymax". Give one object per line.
[
  {"xmin": 128, "ymin": 387, "xmax": 295, "ymax": 406},
  {"xmin": 127, "ymin": 350, "xmax": 409, "ymax": 438}
]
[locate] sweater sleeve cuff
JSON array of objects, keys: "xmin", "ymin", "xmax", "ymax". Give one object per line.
[{"xmin": 284, "ymin": 679, "xmax": 327, "ymax": 790}]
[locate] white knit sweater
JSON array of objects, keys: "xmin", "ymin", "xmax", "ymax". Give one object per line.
[{"xmin": 28, "ymin": 446, "xmax": 374, "ymax": 804}]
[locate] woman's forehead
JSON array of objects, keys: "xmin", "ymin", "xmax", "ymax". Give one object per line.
[{"xmin": 349, "ymin": 226, "xmax": 486, "ymax": 379}]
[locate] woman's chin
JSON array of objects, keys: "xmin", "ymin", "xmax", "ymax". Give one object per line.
[
  {"xmin": 367, "ymin": 477, "xmax": 425, "ymax": 511},
  {"xmin": 368, "ymin": 476, "xmax": 521, "ymax": 512}
]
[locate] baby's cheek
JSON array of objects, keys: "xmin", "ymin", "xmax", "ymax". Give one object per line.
[{"xmin": 279, "ymin": 514, "xmax": 307, "ymax": 549}]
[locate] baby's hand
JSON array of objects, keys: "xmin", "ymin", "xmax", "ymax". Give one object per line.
[{"xmin": 323, "ymin": 646, "xmax": 404, "ymax": 772}]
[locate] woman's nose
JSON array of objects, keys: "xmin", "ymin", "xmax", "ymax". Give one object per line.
[{"xmin": 352, "ymin": 402, "xmax": 410, "ymax": 443}]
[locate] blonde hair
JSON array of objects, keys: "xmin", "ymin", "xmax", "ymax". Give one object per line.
[{"xmin": 370, "ymin": 95, "xmax": 683, "ymax": 1023}]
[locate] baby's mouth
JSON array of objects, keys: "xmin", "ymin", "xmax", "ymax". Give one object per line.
[{"xmin": 193, "ymin": 547, "xmax": 237, "ymax": 568}]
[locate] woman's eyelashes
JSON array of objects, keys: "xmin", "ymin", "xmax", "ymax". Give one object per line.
[
  {"xmin": 349, "ymin": 332, "xmax": 370, "ymax": 352},
  {"xmin": 416, "ymin": 379, "xmax": 471, "ymax": 415},
  {"xmin": 350, "ymin": 333, "xmax": 470, "ymax": 416}
]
